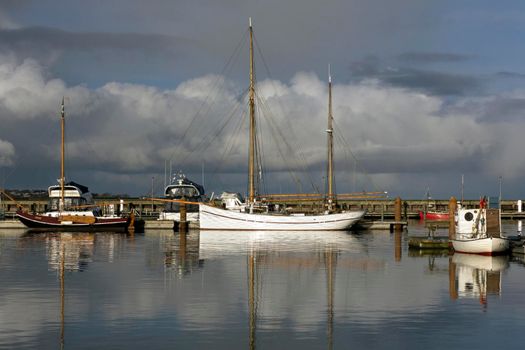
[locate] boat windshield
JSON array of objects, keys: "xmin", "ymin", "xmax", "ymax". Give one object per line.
[
  {"xmin": 168, "ymin": 186, "xmax": 199, "ymax": 198},
  {"xmin": 49, "ymin": 197, "xmax": 88, "ymax": 211}
]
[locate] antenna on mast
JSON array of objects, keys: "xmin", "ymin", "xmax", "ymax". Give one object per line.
[{"xmin": 249, "ymin": 17, "xmax": 252, "ymax": 28}]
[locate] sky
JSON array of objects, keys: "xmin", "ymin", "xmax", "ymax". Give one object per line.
[{"xmin": 1, "ymin": 0, "xmax": 525, "ymax": 199}]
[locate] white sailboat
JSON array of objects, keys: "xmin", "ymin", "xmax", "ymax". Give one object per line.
[{"xmin": 199, "ymin": 19, "xmax": 365, "ymax": 231}]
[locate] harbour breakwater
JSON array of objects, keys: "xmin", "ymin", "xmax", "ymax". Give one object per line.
[{"xmin": 1, "ymin": 197, "xmax": 524, "ymax": 220}]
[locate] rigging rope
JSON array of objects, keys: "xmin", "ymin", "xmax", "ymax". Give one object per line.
[
  {"xmin": 332, "ymin": 117, "xmax": 383, "ymax": 193},
  {"xmin": 167, "ymin": 29, "xmax": 250, "ymax": 166}
]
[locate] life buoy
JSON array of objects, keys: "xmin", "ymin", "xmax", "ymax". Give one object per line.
[{"xmin": 479, "ymin": 196, "xmax": 487, "ymax": 209}]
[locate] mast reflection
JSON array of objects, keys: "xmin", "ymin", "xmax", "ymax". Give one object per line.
[{"xmin": 197, "ymin": 230, "xmax": 384, "ymax": 350}]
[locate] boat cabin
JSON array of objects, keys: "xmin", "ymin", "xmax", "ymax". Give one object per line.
[
  {"xmin": 456, "ymin": 206, "xmax": 501, "ymax": 238},
  {"xmin": 163, "ymin": 173, "xmax": 205, "ymax": 213},
  {"xmin": 219, "ymin": 192, "xmax": 246, "ymax": 211},
  {"xmin": 48, "ymin": 181, "xmax": 93, "ymax": 211}
]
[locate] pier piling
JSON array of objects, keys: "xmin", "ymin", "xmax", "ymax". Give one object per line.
[
  {"xmin": 394, "ymin": 197, "xmax": 402, "ymax": 232},
  {"xmin": 518, "ymin": 200, "xmax": 522, "ymax": 234},
  {"xmin": 448, "ymin": 196, "xmax": 457, "ymax": 239},
  {"xmin": 178, "ymin": 202, "xmax": 188, "ymax": 233}
]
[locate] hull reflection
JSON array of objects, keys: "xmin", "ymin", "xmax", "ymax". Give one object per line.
[
  {"xmin": 450, "ymin": 253, "xmax": 509, "ymax": 305},
  {"xmin": 198, "ymin": 230, "xmax": 364, "ymax": 258}
]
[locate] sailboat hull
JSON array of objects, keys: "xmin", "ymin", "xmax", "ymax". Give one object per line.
[
  {"xmin": 199, "ymin": 204, "xmax": 365, "ymax": 231},
  {"xmin": 16, "ymin": 210, "xmax": 130, "ymax": 232}
]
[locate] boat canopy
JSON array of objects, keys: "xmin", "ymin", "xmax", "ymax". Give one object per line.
[{"xmin": 164, "ymin": 175, "xmax": 205, "ymax": 198}]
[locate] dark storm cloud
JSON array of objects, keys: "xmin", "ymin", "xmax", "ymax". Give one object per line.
[
  {"xmin": 495, "ymin": 71, "xmax": 525, "ymax": 79},
  {"xmin": 0, "ymin": 26, "xmax": 192, "ymax": 61},
  {"xmin": 350, "ymin": 57, "xmax": 480, "ymax": 96},
  {"xmin": 453, "ymin": 95, "xmax": 525, "ymax": 123},
  {"xmin": 397, "ymin": 52, "xmax": 472, "ymax": 64},
  {"xmin": 1, "ymin": 0, "xmax": 525, "ymax": 198},
  {"xmin": 0, "ymin": 0, "xmax": 30, "ymax": 11},
  {"xmin": 385, "ymin": 68, "xmax": 480, "ymax": 96}
]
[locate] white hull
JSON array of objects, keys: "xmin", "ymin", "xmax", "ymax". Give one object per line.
[
  {"xmin": 452, "ymin": 253, "xmax": 509, "ymax": 271},
  {"xmin": 199, "ymin": 204, "xmax": 365, "ymax": 231},
  {"xmin": 451, "ymin": 237, "xmax": 510, "ymax": 255},
  {"xmin": 158, "ymin": 212, "xmax": 199, "ymax": 222}
]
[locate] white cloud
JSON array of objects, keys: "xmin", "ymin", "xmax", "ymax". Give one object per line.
[
  {"xmin": 0, "ymin": 139, "xmax": 15, "ymax": 166},
  {"xmin": 0, "ymin": 54, "xmax": 524, "ymax": 196}
]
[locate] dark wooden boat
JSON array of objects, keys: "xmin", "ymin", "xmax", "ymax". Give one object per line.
[
  {"xmin": 15, "ymin": 99, "xmax": 130, "ymax": 232},
  {"xmin": 16, "ymin": 210, "xmax": 129, "ymax": 231}
]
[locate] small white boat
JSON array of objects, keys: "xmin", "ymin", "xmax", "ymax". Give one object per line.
[
  {"xmin": 450, "ymin": 199, "xmax": 510, "ymax": 255},
  {"xmin": 451, "ymin": 236, "xmax": 509, "ymax": 255}
]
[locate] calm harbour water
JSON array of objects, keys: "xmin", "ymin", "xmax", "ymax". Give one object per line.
[{"xmin": 1, "ymin": 220, "xmax": 525, "ymax": 349}]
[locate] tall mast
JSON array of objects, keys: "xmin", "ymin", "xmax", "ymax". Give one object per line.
[
  {"xmin": 326, "ymin": 65, "xmax": 334, "ymax": 210},
  {"xmin": 248, "ymin": 17, "xmax": 256, "ymax": 203},
  {"xmin": 60, "ymin": 97, "xmax": 65, "ymax": 211}
]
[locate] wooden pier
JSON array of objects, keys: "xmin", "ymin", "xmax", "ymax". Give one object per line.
[
  {"xmin": 2, "ymin": 196, "xmax": 524, "ymax": 232},
  {"xmin": 3, "ymin": 197, "xmax": 524, "ymax": 219}
]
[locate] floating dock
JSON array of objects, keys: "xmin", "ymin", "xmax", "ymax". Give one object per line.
[
  {"xmin": 143, "ymin": 220, "xmax": 199, "ymax": 230},
  {"xmin": 0, "ymin": 220, "xmax": 25, "ymax": 229},
  {"xmin": 355, "ymin": 220, "xmax": 408, "ymax": 231},
  {"xmin": 408, "ymin": 237, "xmax": 451, "ymax": 250}
]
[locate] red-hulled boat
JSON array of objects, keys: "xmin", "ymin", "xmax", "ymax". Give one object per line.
[
  {"xmin": 419, "ymin": 210, "xmax": 449, "ymax": 221},
  {"xmin": 15, "ymin": 99, "xmax": 130, "ymax": 232},
  {"xmin": 16, "ymin": 209, "xmax": 129, "ymax": 231}
]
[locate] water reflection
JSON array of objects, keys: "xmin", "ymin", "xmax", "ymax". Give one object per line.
[
  {"xmin": 21, "ymin": 232, "xmax": 95, "ymax": 272},
  {"xmin": 20, "ymin": 232, "xmax": 96, "ymax": 349},
  {"xmin": 449, "ymin": 253, "xmax": 510, "ymax": 306},
  {"xmin": 198, "ymin": 230, "xmax": 365, "ymax": 257},
  {"xmin": 244, "ymin": 238, "xmax": 341, "ymax": 350},
  {"xmin": 199, "ymin": 230, "xmax": 383, "ymax": 350},
  {"xmin": 15, "ymin": 231, "xmax": 134, "ymax": 349},
  {"xmin": 3, "ymin": 226, "xmax": 525, "ymax": 349},
  {"xmin": 144, "ymin": 230, "xmax": 202, "ymax": 278}
]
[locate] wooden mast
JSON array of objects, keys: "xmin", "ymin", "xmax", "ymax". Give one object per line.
[
  {"xmin": 60, "ymin": 97, "xmax": 65, "ymax": 211},
  {"xmin": 326, "ymin": 65, "xmax": 334, "ymax": 210},
  {"xmin": 248, "ymin": 17, "xmax": 256, "ymax": 203}
]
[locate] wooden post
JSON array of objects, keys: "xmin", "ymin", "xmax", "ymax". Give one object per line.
[
  {"xmin": 394, "ymin": 197, "xmax": 402, "ymax": 232},
  {"xmin": 179, "ymin": 230, "xmax": 187, "ymax": 263},
  {"xmin": 178, "ymin": 202, "xmax": 188, "ymax": 232},
  {"xmin": 448, "ymin": 196, "xmax": 457, "ymax": 239},
  {"xmin": 128, "ymin": 210, "xmax": 135, "ymax": 234},
  {"xmin": 394, "ymin": 231, "xmax": 402, "ymax": 262},
  {"xmin": 448, "ymin": 256, "xmax": 458, "ymax": 300}
]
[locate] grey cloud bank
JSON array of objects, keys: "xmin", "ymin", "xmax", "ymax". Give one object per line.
[{"xmin": 0, "ymin": 1, "xmax": 524, "ymax": 199}]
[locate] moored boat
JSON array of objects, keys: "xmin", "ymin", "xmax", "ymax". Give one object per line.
[
  {"xmin": 418, "ymin": 210, "xmax": 449, "ymax": 221},
  {"xmin": 450, "ymin": 198, "xmax": 510, "ymax": 255},
  {"xmin": 16, "ymin": 182, "xmax": 129, "ymax": 231},
  {"xmin": 15, "ymin": 100, "xmax": 129, "ymax": 231},
  {"xmin": 200, "ymin": 203, "xmax": 364, "ymax": 231},
  {"xmin": 158, "ymin": 171, "xmax": 205, "ymax": 222},
  {"xmin": 199, "ymin": 19, "xmax": 365, "ymax": 231},
  {"xmin": 419, "ymin": 189, "xmax": 449, "ymax": 221}
]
